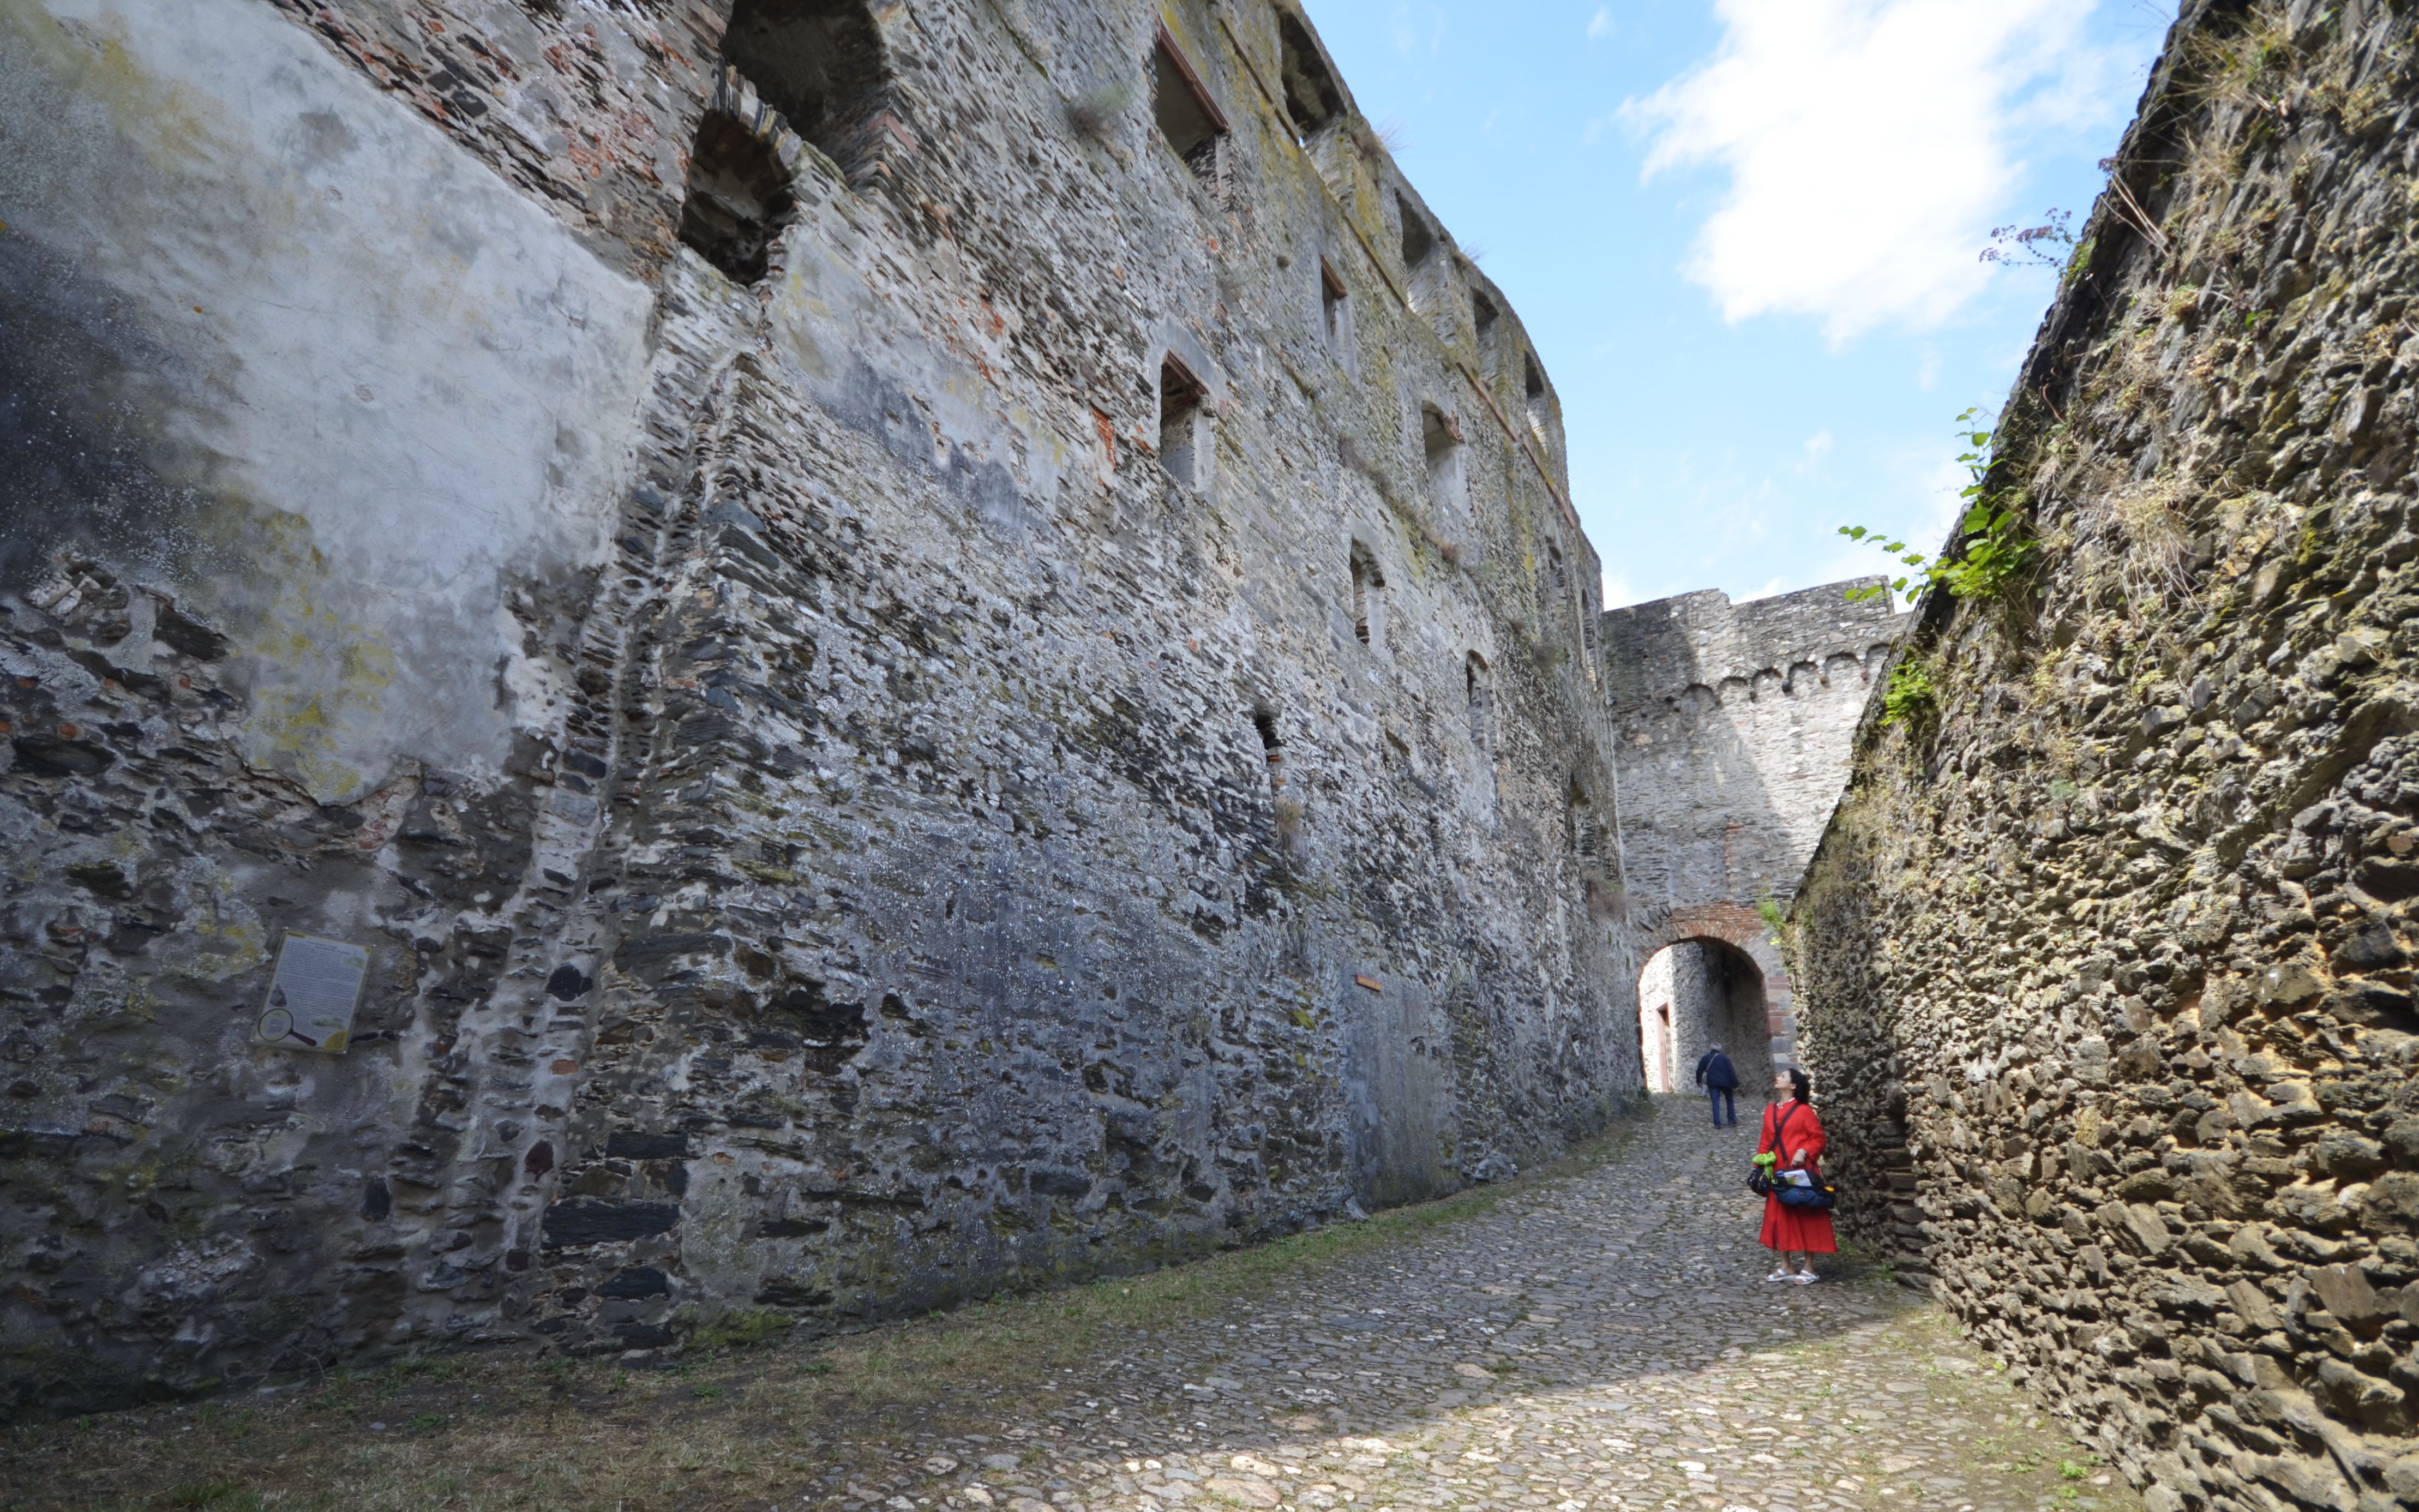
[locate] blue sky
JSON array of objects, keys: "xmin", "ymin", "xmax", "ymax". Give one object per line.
[{"xmin": 1300, "ymin": 0, "xmax": 2179, "ymax": 609}]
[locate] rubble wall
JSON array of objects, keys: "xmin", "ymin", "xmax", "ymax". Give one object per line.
[
  {"xmin": 1794, "ymin": 3, "xmax": 2419, "ymax": 1507},
  {"xmin": 0, "ymin": 0, "xmax": 1635, "ymax": 1413}
]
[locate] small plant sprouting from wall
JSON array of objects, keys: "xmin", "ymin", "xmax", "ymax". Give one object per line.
[
  {"xmin": 1585, "ymin": 878, "xmax": 1626, "ymax": 923},
  {"xmin": 1980, "ymin": 208, "xmax": 2075, "ymax": 269},
  {"xmin": 1841, "ymin": 410, "xmax": 2037, "ymax": 608},
  {"xmin": 1754, "ymin": 889, "xmax": 1786, "ymax": 935},
  {"xmin": 1066, "ymin": 83, "xmax": 1132, "ymax": 143},
  {"xmin": 1272, "ymin": 795, "xmax": 1305, "ymax": 851},
  {"xmin": 1881, "ymin": 659, "xmax": 1937, "ymax": 731}
]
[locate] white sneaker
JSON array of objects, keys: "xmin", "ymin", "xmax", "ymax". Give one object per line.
[{"xmin": 1765, "ymin": 1267, "xmax": 1792, "ymax": 1282}]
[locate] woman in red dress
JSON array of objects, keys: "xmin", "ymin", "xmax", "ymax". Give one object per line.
[{"xmin": 1758, "ymin": 1068, "xmax": 1835, "ymax": 1282}]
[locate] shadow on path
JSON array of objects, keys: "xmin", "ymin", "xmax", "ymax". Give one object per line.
[{"xmin": 2, "ymin": 1100, "xmax": 2136, "ymax": 1512}]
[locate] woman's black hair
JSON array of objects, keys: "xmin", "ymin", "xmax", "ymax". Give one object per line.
[{"xmin": 1788, "ymin": 1067, "xmax": 1812, "ymax": 1102}]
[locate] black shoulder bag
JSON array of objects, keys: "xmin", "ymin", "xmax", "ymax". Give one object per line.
[{"xmin": 1773, "ymin": 1106, "xmax": 1839, "ymax": 1211}]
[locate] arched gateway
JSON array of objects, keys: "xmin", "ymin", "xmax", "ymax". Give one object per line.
[{"xmin": 1635, "ymin": 905, "xmax": 1790, "ymax": 1096}]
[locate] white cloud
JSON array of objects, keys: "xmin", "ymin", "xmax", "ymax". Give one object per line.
[
  {"xmin": 1627, "ymin": 0, "xmax": 2112, "ymax": 343},
  {"xmin": 1587, "ymin": 7, "xmax": 1614, "ymax": 40},
  {"xmin": 1800, "ymin": 429, "xmax": 1834, "ymax": 469},
  {"xmin": 1388, "ymin": 2, "xmax": 1446, "ymax": 57},
  {"xmin": 1601, "ymin": 568, "xmax": 1638, "ymax": 610}
]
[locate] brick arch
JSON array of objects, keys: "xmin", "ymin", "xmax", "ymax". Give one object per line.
[{"xmin": 1636, "ymin": 901, "xmax": 1793, "ymax": 1097}]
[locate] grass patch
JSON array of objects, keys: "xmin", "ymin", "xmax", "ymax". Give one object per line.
[{"xmin": 0, "ymin": 1127, "xmax": 1638, "ymax": 1512}]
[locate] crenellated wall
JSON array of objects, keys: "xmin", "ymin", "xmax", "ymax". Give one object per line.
[{"xmin": 1601, "ymin": 583, "xmax": 1907, "ymax": 1083}]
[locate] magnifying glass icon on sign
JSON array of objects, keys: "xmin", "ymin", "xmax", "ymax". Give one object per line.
[{"xmin": 257, "ymin": 1006, "xmax": 318, "ymax": 1047}]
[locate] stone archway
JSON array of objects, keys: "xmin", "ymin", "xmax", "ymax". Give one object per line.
[
  {"xmin": 1638, "ymin": 937, "xmax": 1768, "ymax": 1097},
  {"xmin": 1634, "ymin": 902, "xmax": 1794, "ymax": 1099}
]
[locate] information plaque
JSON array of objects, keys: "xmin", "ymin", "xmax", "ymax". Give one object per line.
[{"xmin": 254, "ymin": 933, "xmax": 369, "ymax": 1055}]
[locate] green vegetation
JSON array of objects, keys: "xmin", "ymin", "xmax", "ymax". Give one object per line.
[
  {"xmin": 1754, "ymin": 888, "xmax": 1787, "ymax": 937},
  {"xmin": 1842, "ymin": 410, "xmax": 2037, "ymax": 605},
  {"xmin": 1881, "ymin": 660, "xmax": 1938, "ymax": 730}
]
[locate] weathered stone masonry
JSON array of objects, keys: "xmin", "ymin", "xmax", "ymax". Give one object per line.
[
  {"xmin": 0, "ymin": 0, "xmax": 1638, "ymax": 1412},
  {"xmin": 1795, "ymin": 3, "xmax": 2419, "ymax": 1508},
  {"xmin": 1604, "ymin": 584, "xmax": 1907, "ymax": 1093}
]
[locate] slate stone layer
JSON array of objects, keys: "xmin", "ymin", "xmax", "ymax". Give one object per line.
[
  {"xmin": 1794, "ymin": 3, "xmax": 2419, "ymax": 1507},
  {"xmin": 0, "ymin": 0, "xmax": 1634, "ymax": 1413}
]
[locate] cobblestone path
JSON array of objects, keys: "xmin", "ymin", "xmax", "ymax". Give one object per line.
[{"xmin": 812, "ymin": 1101, "xmax": 2140, "ymax": 1512}]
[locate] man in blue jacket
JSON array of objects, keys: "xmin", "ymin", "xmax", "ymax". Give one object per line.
[{"xmin": 1694, "ymin": 1043, "xmax": 1740, "ymax": 1127}]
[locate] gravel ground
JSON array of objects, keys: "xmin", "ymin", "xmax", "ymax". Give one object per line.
[{"xmin": 799, "ymin": 1099, "xmax": 2140, "ymax": 1512}]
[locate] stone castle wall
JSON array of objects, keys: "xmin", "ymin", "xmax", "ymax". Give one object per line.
[
  {"xmin": 0, "ymin": 0, "xmax": 1637, "ymax": 1413},
  {"xmin": 1794, "ymin": 3, "xmax": 2419, "ymax": 1508},
  {"xmin": 1604, "ymin": 584, "xmax": 1906, "ymax": 1085}
]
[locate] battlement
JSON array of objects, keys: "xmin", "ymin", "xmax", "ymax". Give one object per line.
[
  {"xmin": 1602, "ymin": 580, "xmax": 1906, "ymax": 716},
  {"xmin": 1601, "ymin": 581, "xmax": 1908, "ymax": 918}
]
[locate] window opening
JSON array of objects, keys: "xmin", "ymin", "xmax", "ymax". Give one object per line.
[
  {"xmin": 677, "ymin": 111, "xmax": 796, "ymax": 285},
  {"xmin": 1523, "ymin": 351, "xmax": 1550, "ymax": 442},
  {"xmin": 1465, "ymin": 653, "xmax": 1492, "ymax": 752},
  {"xmin": 1157, "ymin": 355, "xmax": 1209, "ymax": 489},
  {"xmin": 1276, "ymin": 10, "xmax": 1343, "ymax": 141},
  {"xmin": 1547, "ymin": 540, "xmax": 1568, "ymax": 595},
  {"xmin": 1349, "ymin": 542, "xmax": 1384, "ymax": 649},
  {"xmin": 1569, "ymin": 777, "xmax": 1602, "ymax": 872},
  {"xmin": 1253, "ymin": 709, "xmax": 1285, "ymax": 788},
  {"xmin": 1422, "ymin": 403, "xmax": 1463, "ymax": 518},
  {"xmin": 720, "ymin": 0, "xmax": 890, "ymax": 173},
  {"xmin": 1397, "ymin": 194, "xmax": 1435, "ymax": 272},
  {"xmin": 1473, "ymin": 291, "xmax": 1500, "ymax": 375},
  {"xmin": 1319, "ymin": 259, "xmax": 1350, "ymax": 353},
  {"xmin": 1151, "ymin": 25, "xmax": 1228, "ymax": 188}
]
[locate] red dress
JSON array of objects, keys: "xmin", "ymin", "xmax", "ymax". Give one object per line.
[{"xmin": 1758, "ymin": 1099, "xmax": 1836, "ymax": 1254}]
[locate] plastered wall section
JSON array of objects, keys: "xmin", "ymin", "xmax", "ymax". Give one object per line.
[
  {"xmin": 0, "ymin": 0, "xmax": 1637, "ymax": 1413},
  {"xmin": 1793, "ymin": 3, "xmax": 2419, "ymax": 1509}
]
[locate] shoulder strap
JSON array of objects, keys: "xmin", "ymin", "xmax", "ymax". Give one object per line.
[{"xmin": 1768, "ymin": 1101, "xmax": 1798, "ymax": 1159}]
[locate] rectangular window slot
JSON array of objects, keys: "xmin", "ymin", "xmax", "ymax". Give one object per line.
[
  {"xmin": 1349, "ymin": 543, "xmax": 1384, "ymax": 649},
  {"xmin": 1153, "ymin": 25, "xmax": 1228, "ymax": 189},
  {"xmin": 1253, "ymin": 709, "xmax": 1285, "ymax": 788},
  {"xmin": 1422, "ymin": 403, "xmax": 1463, "ymax": 518},
  {"xmin": 1159, "ymin": 356, "xmax": 1209, "ymax": 489},
  {"xmin": 1320, "ymin": 258, "xmax": 1350, "ymax": 353},
  {"xmin": 1398, "ymin": 194, "xmax": 1435, "ymax": 271},
  {"xmin": 1465, "ymin": 654, "xmax": 1492, "ymax": 752}
]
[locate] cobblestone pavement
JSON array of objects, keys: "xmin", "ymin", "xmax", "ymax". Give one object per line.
[{"xmin": 803, "ymin": 1101, "xmax": 2141, "ymax": 1512}]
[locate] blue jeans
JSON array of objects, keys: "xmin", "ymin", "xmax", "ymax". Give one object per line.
[{"xmin": 1707, "ymin": 1086, "xmax": 1737, "ymax": 1126}]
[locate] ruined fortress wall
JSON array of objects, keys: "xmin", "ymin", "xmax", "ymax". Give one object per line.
[
  {"xmin": 1601, "ymin": 584, "xmax": 1905, "ymax": 1081},
  {"xmin": 1604, "ymin": 584, "xmax": 1907, "ymax": 919},
  {"xmin": 0, "ymin": 0, "xmax": 1635, "ymax": 1413},
  {"xmin": 1794, "ymin": 3, "xmax": 2419, "ymax": 1507}
]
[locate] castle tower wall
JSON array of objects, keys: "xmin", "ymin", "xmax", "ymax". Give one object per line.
[{"xmin": 0, "ymin": 0, "xmax": 1632, "ymax": 1409}]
